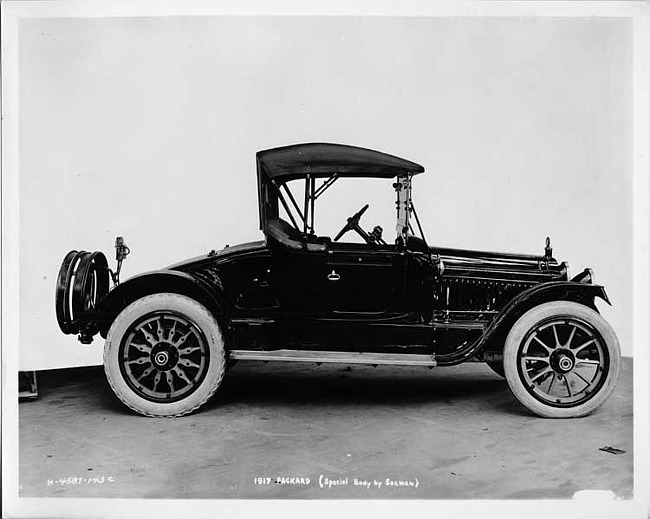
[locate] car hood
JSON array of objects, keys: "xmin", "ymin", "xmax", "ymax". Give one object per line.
[
  {"xmin": 431, "ymin": 245, "xmax": 567, "ymax": 281},
  {"xmin": 166, "ymin": 240, "xmax": 268, "ymax": 271}
]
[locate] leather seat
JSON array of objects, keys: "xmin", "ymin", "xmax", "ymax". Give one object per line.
[
  {"xmin": 266, "ymin": 218, "xmax": 304, "ymax": 249},
  {"xmin": 266, "ymin": 218, "xmax": 327, "ymax": 251}
]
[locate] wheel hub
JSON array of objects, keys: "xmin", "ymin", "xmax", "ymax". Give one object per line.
[
  {"xmin": 549, "ymin": 348, "xmax": 575, "ymax": 374},
  {"xmin": 150, "ymin": 343, "xmax": 179, "ymax": 371}
]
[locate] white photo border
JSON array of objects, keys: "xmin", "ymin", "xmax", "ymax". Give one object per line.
[{"xmin": 2, "ymin": 1, "xmax": 648, "ymax": 518}]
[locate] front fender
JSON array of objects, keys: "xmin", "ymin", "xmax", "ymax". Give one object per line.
[
  {"xmin": 480, "ymin": 281, "xmax": 610, "ymax": 352},
  {"xmin": 436, "ymin": 281, "xmax": 610, "ymax": 365},
  {"xmin": 94, "ymin": 270, "xmax": 228, "ymax": 338}
]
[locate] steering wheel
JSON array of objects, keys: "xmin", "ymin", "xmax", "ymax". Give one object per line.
[{"xmin": 334, "ymin": 204, "xmax": 370, "ymax": 242}]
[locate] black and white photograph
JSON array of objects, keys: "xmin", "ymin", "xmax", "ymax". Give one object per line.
[{"xmin": 2, "ymin": 1, "xmax": 648, "ymax": 518}]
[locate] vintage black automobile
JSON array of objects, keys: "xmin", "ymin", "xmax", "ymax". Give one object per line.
[{"xmin": 56, "ymin": 143, "xmax": 620, "ymax": 418}]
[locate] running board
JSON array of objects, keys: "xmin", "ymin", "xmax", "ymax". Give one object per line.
[{"xmin": 229, "ymin": 349, "xmax": 437, "ymax": 367}]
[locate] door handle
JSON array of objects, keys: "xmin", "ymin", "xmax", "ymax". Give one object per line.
[{"xmin": 327, "ymin": 270, "xmax": 340, "ymax": 281}]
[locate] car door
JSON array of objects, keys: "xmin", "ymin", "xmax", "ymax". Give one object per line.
[
  {"xmin": 270, "ymin": 237, "xmax": 412, "ymax": 349},
  {"xmin": 325, "ymin": 242, "xmax": 406, "ymax": 314}
]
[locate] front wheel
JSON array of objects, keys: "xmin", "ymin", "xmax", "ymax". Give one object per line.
[
  {"xmin": 104, "ymin": 293, "xmax": 226, "ymax": 417},
  {"xmin": 503, "ymin": 301, "xmax": 620, "ymax": 418}
]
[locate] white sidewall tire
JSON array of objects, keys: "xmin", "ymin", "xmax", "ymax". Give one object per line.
[
  {"xmin": 104, "ymin": 293, "xmax": 226, "ymax": 417},
  {"xmin": 503, "ymin": 301, "xmax": 621, "ymax": 418}
]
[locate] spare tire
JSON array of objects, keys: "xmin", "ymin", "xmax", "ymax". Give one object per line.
[
  {"xmin": 55, "ymin": 250, "xmax": 110, "ymax": 334},
  {"xmin": 55, "ymin": 250, "xmax": 80, "ymax": 334}
]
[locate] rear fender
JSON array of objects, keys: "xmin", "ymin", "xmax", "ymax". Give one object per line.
[
  {"xmin": 480, "ymin": 281, "xmax": 610, "ymax": 354},
  {"xmin": 94, "ymin": 270, "xmax": 228, "ymax": 338}
]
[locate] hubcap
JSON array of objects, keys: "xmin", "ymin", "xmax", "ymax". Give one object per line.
[
  {"xmin": 549, "ymin": 348, "xmax": 575, "ymax": 374},
  {"xmin": 518, "ymin": 317, "xmax": 608, "ymax": 407},
  {"xmin": 119, "ymin": 312, "xmax": 209, "ymax": 403},
  {"xmin": 150, "ymin": 343, "xmax": 179, "ymax": 370}
]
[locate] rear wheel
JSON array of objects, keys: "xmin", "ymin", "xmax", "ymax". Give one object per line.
[
  {"xmin": 104, "ymin": 293, "xmax": 226, "ymax": 417},
  {"xmin": 503, "ymin": 301, "xmax": 620, "ymax": 418}
]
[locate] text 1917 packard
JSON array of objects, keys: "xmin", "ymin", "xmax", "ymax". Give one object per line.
[{"xmin": 56, "ymin": 143, "xmax": 620, "ymax": 418}]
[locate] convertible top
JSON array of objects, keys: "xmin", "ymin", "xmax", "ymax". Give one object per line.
[{"xmin": 257, "ymin": 143, "xmax": 424, "ymax": 182}]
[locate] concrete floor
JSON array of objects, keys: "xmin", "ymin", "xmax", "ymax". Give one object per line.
[{"xmin": 19, "ymin": 358, "xmax": 633, "ymax": 499}]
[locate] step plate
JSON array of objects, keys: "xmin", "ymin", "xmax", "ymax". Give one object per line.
[{"xmin": 230, "ymin": 349, "xmax": 436, "ymax": 367}]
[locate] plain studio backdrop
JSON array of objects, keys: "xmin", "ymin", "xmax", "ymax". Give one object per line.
[{"xmin": 18, "ymin": 16, "xmax": 632, "ymax": 370}]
